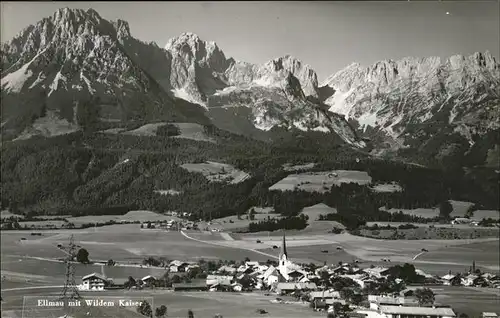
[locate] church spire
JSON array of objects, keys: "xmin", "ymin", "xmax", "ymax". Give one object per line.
[{"xmin": 280, "ymin": 229, "xmax": 287, "ymax": 258}]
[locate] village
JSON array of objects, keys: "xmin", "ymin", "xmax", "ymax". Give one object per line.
[{"xmin": 76, "ymin": 231, "xmax": 500, "ymax": 318}]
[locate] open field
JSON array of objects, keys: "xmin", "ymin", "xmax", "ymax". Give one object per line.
[
  {"xmin": 18, "ymin": 220, "xmax": 66, "ymax": 228},
  {"xmin": 101, "ymin": 122, "xmax": 214, "ymax": 143},
  {"xmin": 358, "ymin": 225, "xmax": 499, "ymax": 240},
  {"xmin": 66, "ymin": 211, "xmax": 180, "ymax": 226},
  {"xmin": 472, "ymin": 210, "xmax": 500, "ymax": 220},
  {"xmin": 1, "ymin": 225, "xmax": 275, "ymax": 264},
  {"xmin": 282, "ymin": 162, "xmax": 315, "ymax": 171},
  {"xmin": 181, "ymin": 161, "xmax": 250, "ymax": 184},
  {"xmin": 0, "ymin": 210, "xmax": 24, "ymax": 220},
  {"xmin": 122, "ymin": 123, "xmax": 168, "ymax": 137},
  {"xmin": 299, "ymin": 203, "xmax": 345, "ymax": 233},
  {"xmin": 198, "ymin": 211, "xmax": 282, "ymax": 231},
  {"xmin": 370, "ymin": 182, "xmax": 403, "ymax": 193},
  {"xmin": 228, "ymin": 232, "xmax": 500, "ymax": 272},
  {"xmin": 269, "ymin": 170, "xmax": 372, "ymax": 193},
  {"xmin": 380, "ymin": 200, "xmax": 497, "ymax": 219},
  {"xmin": 1, "ymin": 288, "xmax": 322, "ymax": 318},
  {"xmin": 418, "ymin": 239, "xmax": 500, "ymax": 268},
  {"xmin": 411, "ymin": 286, "xmax": 500, "ymax": 317},
  {"xmin": 171, "ymin": 122, "xmax": 215, "ymax": 143}
]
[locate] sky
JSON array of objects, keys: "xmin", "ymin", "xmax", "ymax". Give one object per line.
[{"xmin": 1, "ymin": 1, "xmax": 499, "ymax": 82}]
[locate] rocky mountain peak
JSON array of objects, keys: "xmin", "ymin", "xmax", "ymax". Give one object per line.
[
  {"xmin": 260, "ymin": 55, "xmax": 319, "ymax": 97},
  {"xmin": 112, "ymin": 19, "xmax": 131, "ymax": 40},
  {"xmin": 165, "ymin": 32, "xmax": 229, "ymax": 75}
]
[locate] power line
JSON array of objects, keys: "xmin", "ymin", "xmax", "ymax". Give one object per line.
[{"xmin": 59, "ymin": 235, "xmax": 83, "ymax": 306}]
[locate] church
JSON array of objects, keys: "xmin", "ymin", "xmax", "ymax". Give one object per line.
[{"xmin": 277, "ymin": 230, "xmax": 303, "ymax": 281}]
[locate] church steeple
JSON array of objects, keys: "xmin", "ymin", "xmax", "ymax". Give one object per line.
[{"xmin": 280, "ymin": 230, "xmax": 288, "ymax": 259}]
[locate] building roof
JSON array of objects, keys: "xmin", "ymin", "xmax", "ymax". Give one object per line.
[
  {"xmin": 170, "ymin": 260, "xmax": 188, "ymax": 267},
  {"xmin": 296, "ymin": 282, "xmax": 317, "ymax": 290},
  {"xmin": 276, "ymin": 283, "xmax": 297, "ymax": 290},
  {"xmin": 141, "ymin": 275, "xmax": 156, "ymax": 281},
  {"xmin": 364, "ymin": 267, "xmax": 389, "ymax": 276},
  {"xmin": 218, "ymin": 265, "xmax": 237, "ymax": 273},
  {"xmin": 482, "ymin": 313, "xmax": 499, "ymax": 317},
  {"xmin": 309, "ymin": 290, "xmax": 340, "ymax": 299},
  {"xmin": 441, "ymin": 274, "xmax": 459, "ymax": 280},
  {"xmin": 82, "ymin": 273, "xmax": 107, "ymax": 281},
  {"xmin": 379, "ymin": 305, "xmax": 456, "ymax": 316}
]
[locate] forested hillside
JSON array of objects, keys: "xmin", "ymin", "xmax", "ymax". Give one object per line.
[{"xmin": 1, "ymin": 124, "xmax": 498, "ymax": 222}]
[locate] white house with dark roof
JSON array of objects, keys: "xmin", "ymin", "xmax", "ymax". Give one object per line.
[{"xmin": 78, "ymin": 273, "xmax": 108, "ymax": 291}]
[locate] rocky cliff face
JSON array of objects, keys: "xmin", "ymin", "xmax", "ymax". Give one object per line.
[
  {"xmin": 321, "ymin": 52, "xmax": 499, "ymax": 144},
  {"xmin": 0, "ymin": 8, "xmax": 207, "ymax": 140}
]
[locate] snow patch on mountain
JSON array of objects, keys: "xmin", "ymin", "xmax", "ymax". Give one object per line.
[
  {"xmin": 1, "ymin": 64, "xmax": 34, "ymax": 93},
  {"xmin": 48, "ymin": 71, "xmax": 67, "ymax": 96},
  {"xmin": 325, "ymin": 87, "xmax": 355, "ymax": 116},
  {"xmin": 357, "ymin": 112, "xmax": 378, "ymax": 132},
  {"xmin": 173, "ymin": 87, "xmax": 206, "ymax": 108}
]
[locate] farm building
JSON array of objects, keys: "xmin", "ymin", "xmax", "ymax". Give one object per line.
[
  {"xmin": 482, "ymin": 313, "xmax": 499, "ymax": 318},
  {"xmin": 275, "ymin": 282, "xmax": 318, "ymax": 295},
  {"xmin": 78, "ymin": 273, "xmax": 108, "ymax": 291},
  {"xmin": 206, "ymin": 275, "xmax": 233, "ymax": 286},
  {"xmin": 377, "ymin": 305, "xmax": 456, "ymax": 318},
  {"xmin": 172, "ymin": 280, "xmax": 208, "ymax": 292},
  {"xmin": 309, "ymin": 290, "xmax": 340, "ymax": 301},
  {"xmin": 140, "ymin": 275, "xmax": 156, "ymax": 286}
]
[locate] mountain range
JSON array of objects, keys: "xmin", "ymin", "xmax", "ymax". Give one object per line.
[{"xmin": 1, "ymin": 8, "xmax": 499, "ymax": 167}]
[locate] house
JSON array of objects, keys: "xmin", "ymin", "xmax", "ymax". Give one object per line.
[
  {"xmin": 441, "ymin": 274, "xmax": 462, "ymax": 286},
  {"xmin": 364, "ymin": 267, "xmax": 390, "ymax": 279},
  {"xmin": 275, "ymin": 282, "xmax": 318, "ymax": 295},
  {"xmin": 140, "ymin": 275, "xmax": 156, "ymax": 286},
  {"xmin": 78, "ymin": 273, "xmax": 108, "ymax": 291},
  {"xmin": 206, "ymin": 275, "xmax": 233, "ymax": 286},
  {"xmin": 237, "ymin": 265, "xmax": 254, "ymax": 274},
  {"xmin": 185, "ymin": 264, "xmax": 200, "ymax": 272},
  {"xmin": 332, "ymin": 266, "xmax": 351, "ymax": 275},
  {"xmin": 461, "ymin": 274, "xmax": 478, "ymax": 286},
  {"xmin": 451, "ymin": 217, "xmax": 472, "ymax": 225},
  {"xmin": 377, "ymin": 305, "xmax": 456, "ymax": 318},
  {"xmin": 287, "ymin": 270, "xmax": 305, "ymax": 281},
  {"xmin": 169, "ymin": 260, "xmax": 188, "ymax": 273},
  {"xmin": 368, "ymin": 295, "xmax": 419, "ymax": 310},
  {"xmin": 245, "ymin": 261, "xmax": 260, "ymax": 268},
  {"xmin": 231, "ymin": 282, "xmax": 243, "ymax": 292},
  {"xmin": 208, "ymin": 283, "xmax": 232, "ymax": 292},
  {"xmin": 217, "ymin": 265, "xmax": 237, "ymax": 275}
]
